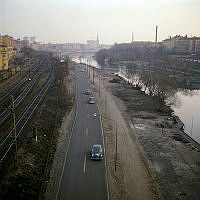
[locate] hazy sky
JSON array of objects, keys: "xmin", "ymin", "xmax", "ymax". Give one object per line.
[{"xmin": 0, "ymin": 0, "xmax": 199, "ymax": 44}]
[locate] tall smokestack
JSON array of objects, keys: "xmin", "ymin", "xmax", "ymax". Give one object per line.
[
  {"xmin": 155, "ymin": 25, "xmax": 158, "ymax": 46},
  {"xmin": 132, "ymin": 33, "xmax": 134, "ymax": 43}
]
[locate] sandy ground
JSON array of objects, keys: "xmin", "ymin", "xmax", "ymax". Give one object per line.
[{"xmin": 89, "ymin": 68, "xmax": 200, "ymax": 200}]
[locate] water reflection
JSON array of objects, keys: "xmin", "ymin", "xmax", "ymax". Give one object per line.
[
  {"xmin": 172, "ymin": 90, "xmax": 200, "ymax": 144},
  {"xmin": 71, "ymin": 55, "xmax": 101, "ymax": 69}
]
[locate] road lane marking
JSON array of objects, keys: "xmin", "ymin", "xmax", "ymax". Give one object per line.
[
  {"xmin": 83, "ymin": 154, "xmax": 87, "ymax": 173},
  {"xmin": 87, "ymin": 113, "xmax": 89, "ymax": 119},
  {"xmin": 86, "ymin": 128, "xmax": 88, "ymax": 136}
]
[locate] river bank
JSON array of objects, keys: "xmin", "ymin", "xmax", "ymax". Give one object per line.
[{"xmin": 117, "ymin": 71, "xmax": 200, "ymax": 147}]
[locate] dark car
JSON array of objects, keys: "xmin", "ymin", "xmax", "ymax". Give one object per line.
[
  {"xmin": 84, "ymin": 89, "xmax": 91, "ymax": 95},
  {"xmin": 91, "ymin": 144, "xmax": 103, "ymax": 160}
]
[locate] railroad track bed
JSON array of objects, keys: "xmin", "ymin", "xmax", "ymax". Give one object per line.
[
  {"xmin": 0, "ymin": 54, "xmax": 53, "ymax": 164},
  {"xmin": 0, "ymin": 58, "xmax": 47, "ymax": 107},
  {"xmin": 0, "ymin": 71, "xmax": 53, "ymax": 163},
  {"xmin": 0, "ymin": 57, "xmax": 41, "ymax": 97}
]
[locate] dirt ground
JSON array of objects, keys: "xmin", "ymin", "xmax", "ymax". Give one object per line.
[{"xmin": 89, "ymin": 68, "xmax": 200, "ymax": 200}]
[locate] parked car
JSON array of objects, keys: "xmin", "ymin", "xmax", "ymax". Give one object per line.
[
  {"xmin": 88, "ymin": 96, "xmax": 95, "ymax": 104},
  {"xmin": 91, "ymin": 144, "xmax": 103, "ymax": 160}
]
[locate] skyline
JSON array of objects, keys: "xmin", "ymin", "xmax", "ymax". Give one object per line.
[{"xmin": 0, "ymin": 0, "xmax": 200, "ymax": 44}]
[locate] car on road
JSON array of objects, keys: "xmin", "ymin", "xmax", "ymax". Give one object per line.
[
  {"xmin": 80, "ymin": 69, "xmax": 85, "ymax": 72},
  {"xmin": 84, "ymin": 89, "xmax": 91, "ymax": 95},
  {"xmin": 91, "ymin": 144, "xmax": 103, "ymax": 160},
  {"xmin": 88, "ymin": 96, "xmax": 95, "ymax": 104}
]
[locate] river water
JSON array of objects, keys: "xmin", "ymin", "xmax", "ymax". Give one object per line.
[
  {"xmin": 71, "ymin": 54, "xmax": 101, "ymax": 69},
  {"xmin": 72, "ymin": 55, "xmax": 200, "ymax": 144},
  {"xmin": 172, "ymin": 90, "xmax": 200, "ymax": 144}
]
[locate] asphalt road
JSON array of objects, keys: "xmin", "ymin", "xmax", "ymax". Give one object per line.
[{"xmin": 57, "ymin": 63, "xmax": 108, "ymax": 200}]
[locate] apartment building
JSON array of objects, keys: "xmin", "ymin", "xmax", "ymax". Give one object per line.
[
  {"xmin": 13, "ymin": 39, "xmax": 22, "ymax": 51},
  {"xmin": 162, "ymin": 35, "xmax": 200, "ymax": 54},
  {"xmin": 0, "ymin": 45, "xmax": 9, "ymax": 70},
  {"xmin": 0, "ymin": 35, "xmax": 15, "ymax": 70}
]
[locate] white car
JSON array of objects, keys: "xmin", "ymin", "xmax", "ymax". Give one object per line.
[{"xmin": 88, "ymin": 97, "xmax": 95, "ymax": 104}]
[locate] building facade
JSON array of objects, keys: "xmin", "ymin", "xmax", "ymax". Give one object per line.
[
  {"xmin": 13, "ymin": 39, "xmax": 22, "ymax": 51},
  {"xmin": 0, "ymin": 45, "xmax": 9, "ymax": 70},
  {"xmin": 162, "ymin": 35, "xmax": 200, "ymax": 54},
  {"xmin": 30, "ymin": 41, "xmax": 41, "ymax": 50},
  {"xmin": 0, "ymin": 35, "xmax": 15, "ymax": 71}
]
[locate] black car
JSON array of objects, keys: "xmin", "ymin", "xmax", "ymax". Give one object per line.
[
  {"xmin": 91, "ymin": 144, "xmax": 103, "ymax": 160},
  {"xmin": 84, "ymin": 89, "xmax": 91, "ymax": 95}
]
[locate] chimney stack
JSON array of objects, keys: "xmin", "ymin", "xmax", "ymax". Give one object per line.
[
  {"xmin": 155, "ymin": 25, "xmax": 158, "ymax": 46},
  {"xmin": 132, "ymin": 33, "xmax": 134, "ymax": 43}
]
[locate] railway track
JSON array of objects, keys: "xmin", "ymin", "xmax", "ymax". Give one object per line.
[
  {"xmin": 0, "ymin": 58, "xmax": 50, "ymax": 125},
  {"xmin": 0, "ymin": 64, "xmax": 53, "ymax": 164},
  {"xmin": 0, "ymin": 58, "xmax": 39, "ymax": 104},
  {"xmin": 0, "ymin": 78, "xmax": 28, "ymax": 105},
  {"xmin": 0, "ymin": 57, "xmax": 49, "ymax": 106},
  {"xmin": 0, "ymin": 73, "xmax": 40, "ymax": 125}
]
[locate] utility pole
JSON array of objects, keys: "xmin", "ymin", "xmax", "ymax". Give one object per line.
[
  {"xmin": 161, "ymin": 124, "xmax": 164, "ymax": 136},
  {"xmin": 85, "ymin": 59, "xmax": 87, "ymax": 73},
  {"xmin": 32, "ymin": 124, "xmax": 38, "ymax": 142},
  {"xmin": 29, "ymin": 68, "xmax": 31, "ymax": 78},
  {"xmin": 92, "ymin": 66, "xmax": 94, "ymax": 84},
  {"xmin": 88, "ymin": 61, "xmax": 90, "ymax": 78},
  {"xmin": 35, "ymin": 126, "xmax": 38, "ymax": 142},
  {"xmin": 190, "ymin": 117, "xmax": 194, "ymax": 136},
  {"xmin": 115, "ymin": 121, "xmax": 118, "ymax": 172},
  {"xmin": 99, "ymin": 71, "xmax": 101, "ymax": 98},
  {"xmin": 11, "ymin": 95, "xmax": 17, "ymax": 167},
  {"xmin": 87, "ymin": 59, "xmax": 89, "ymax": 75}
]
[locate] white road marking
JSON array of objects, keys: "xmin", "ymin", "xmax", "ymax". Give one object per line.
[{"xmin": 86, "ymin": 128, "xmax": 88, "ymax": 136}]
